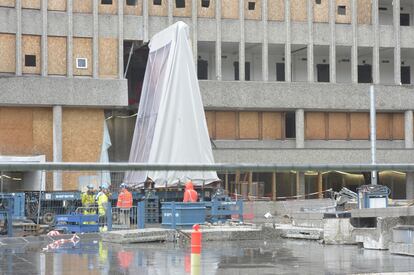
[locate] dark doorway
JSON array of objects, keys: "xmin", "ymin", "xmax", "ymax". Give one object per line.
[
  {"xmin": 197, "ymin": 58, "xmax": 208, "ymax": 80},
  {"xmin": 401, "ymin": 66, "xmax": 411, "ymax": 84},
  {"xmin": 234, "ymin": 61, "xmax": 251, "ymax": 81},
  {"xmin": 316, "ymin": 64, "xmax": 330, "ymax": 82},
  {"xmin": 401, "ymin": 14, "xmax": 410, "ymax": 26},
  {"xmin": 358, "ymin": 64, "xmax": 372, "ymax": 83},
  {"xmin": 285, "ymin": 112, "xmax": 296, "ymax": 139},
  {"xmin": 276, "ymin": 63, "xmax": 285, "ymax": 81}
]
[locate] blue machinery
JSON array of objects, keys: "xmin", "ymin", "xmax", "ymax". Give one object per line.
[{"xmin": 0, "ymin": 196, "xmax": 14, "ymax": 237}]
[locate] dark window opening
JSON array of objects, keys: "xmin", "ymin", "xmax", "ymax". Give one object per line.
[
  {"xmin": 358, "ymin": 64, "xmax": 372, "ymax": 83},
  {"xmin": 401, "ymin": 14, "xmax": 410, "ymax": 26},
  {"xmin": 337, "ymin": 5, "xmax": 346, "ymax": 15},
  {"xmin": 285, "ymin": 112, "xmax": 296, "ymax": 139},
  {"xmin": 101, "ymin": 0, "xmax": 112, "ymax": 4},
  {"xmin": 315, "ymin": 0, "xmax": 321, "ymax": 4},
  {"xmin": 379, "ymin": 7, "xmax": 388, "ymax": 11},
  {"xmin": 201, "ymin": 0, "xmax": 210, "ymax": 8},
  {"xmin": 197, "ymin": 57, "xmax": 208, "ymax": 80},
  {"xmin": 25, "ymin": 55, "xmax": 36, "ymax": 67},
  {"xmin": 276, "ymin": 63, "xmax": 285, "ymax": 81},
  {"xmin": 176, "ymin": 0, "xmax": 185, "ymax": 8},
  {"xmin": 126, "ymin": 0, "xmax": 137, "ymax": 5},
  {"xmin": 317, "ymin": 64, "xmax": 330, "ymax": 82},
  {"xmin": 401, "ymin": 66, "xmax": 411, "ymax": 84},
  {"xmin": 153, "ymin": 0, "xmax": 162, "ymax": 5},
  {"xmin": 248, "ymin": 2, "xmax": 255, "ymax": 10},
  {"xmin": 234, "ymin": 61, "xmax": 251, "ymax": 81}
]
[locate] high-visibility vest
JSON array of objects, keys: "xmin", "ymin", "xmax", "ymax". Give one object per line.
[
  {"xmin": 183, "ymin": 189, "xmax": 198, "ymax": 202},
  {"xmin": 117, "ymin": 190, "xmax": 133, "ymax": 208},
  {"xmin": 97, "ymin": 193, "xmax": 108, "ymax": 216}
]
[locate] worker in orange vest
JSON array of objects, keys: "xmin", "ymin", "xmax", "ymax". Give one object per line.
[
  {"xmin": 117, "ymin": 183, "xmax": 133, "ymax": 227},
  {"xmin": 183, "ymin": 180, "xmax": 198, "ymax": 202}
]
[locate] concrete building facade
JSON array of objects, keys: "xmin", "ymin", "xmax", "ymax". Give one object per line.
[{"xmin": 0, "ymin": 0, "xmax": 414, "ymax": 198}]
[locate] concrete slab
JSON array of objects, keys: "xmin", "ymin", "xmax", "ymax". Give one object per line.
[
  {"xmin": 102, "ymin": 228, "xmax": 173, "ymax": 244},
  {"xmin": 275, "ymin": 224, "xmax": 323, "ymax": 240},
  {"xmin": 389, "ymin": 242, "xmax": 414, "ymax": 256}
]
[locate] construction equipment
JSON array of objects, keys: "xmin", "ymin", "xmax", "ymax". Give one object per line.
[{"xmin": 357, "ymin": 184, "xmax": 390, "ymax": 209}]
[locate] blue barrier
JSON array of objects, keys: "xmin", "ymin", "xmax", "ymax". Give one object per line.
[
  {"xmin": 0, "ymin": 193, "xmax": 25, "ymax": 220},
  {"xmin": 161, "ymin": 202, "xmax": 206, "ymax": 229},
  {"xmin": 137, "ymin": 201, "xmax": 145, "ymax": 229},
  {"xmin": 55, "ymin": 214, "xmax": 99, "ymax": 233},
  {"xmin": 0, "ymin": 208, "xmax": 13, "ymax": 237},
  {"xmin": 209, "ymin": 199, "xmax": 244, "ymax": 223}
]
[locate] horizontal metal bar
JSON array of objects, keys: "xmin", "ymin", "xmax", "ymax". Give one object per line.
[{"xmin": 0, "ymin": 162, "xmax": 413, "ymax": 172}]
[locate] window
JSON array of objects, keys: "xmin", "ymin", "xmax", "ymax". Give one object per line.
[
  {"xmin": 197, "ymin": 57, "xmax": 208, "ymax": 80},
  {"xmin": 401, "ymin": 66, "xmax": 411, "ymax": 84},
  {"xmin": 101, "ymin": 0, "xmax": 112, "ymax": 4},
  {"xmin": 25, "ymin": 55, "xmax": 36, "ymax": 67},
  {"xmin": 401, "ymin": 14, "xmax": 410, "ymax": 26},
  {"xmin": 315, "ymin": 0, "xmax": 321, "ymax": 4},
  {"xmin": 285, "ymin": 112, "xmax": 296, "ymax": 139},
  {"xmin": 248, "ymin": 2, "xmax": 255, "ymax": 10},
  {"xmin": 358, "ymin": 65, "xmax": 372, "ymax": 83},
  {"xmin": 337, "ymin": 5, "xmax": 346, "ymax": 15},
  {"xmin": 175, "ymin": 0, "xmax": 185, "ymax": 8},
  {"xmin": 316, "ymin": 64, "xmax": 329, "ymax": 82},
  {"xmin": 201, "ymin": 0, "xmax": 210, "ymax": 8},
  {"xmin": 126, "ymin": 0, "xmax": 137, "ymax": 5},
  {"xmin": 234, "ymin": 62, "xmax": 251, "ymax": 81},
  {"xmin": 76, "ymin": 58, "xmax": 88, "ymax": 69},
  {"xmin": 276, "ymin": 63, "xmax": 285, "ymax": 81},
  {"xmin": 153, "ymin": 0, "xmax": 161, "ymax": 5}
]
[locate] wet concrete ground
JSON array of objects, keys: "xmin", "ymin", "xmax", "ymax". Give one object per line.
[{"xmin": 1, "ymin": 238, "xmax": 414, "ymax": 275}]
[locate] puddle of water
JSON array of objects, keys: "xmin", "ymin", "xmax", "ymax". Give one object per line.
[{"xmin": 1, "ymin": 239, "xmax": 414, "ymax": 274}]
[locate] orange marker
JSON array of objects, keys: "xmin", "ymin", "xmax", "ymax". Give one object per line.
[{"xmin": 191, "ymin": 224, "xmax": 201, "ymax": 275}]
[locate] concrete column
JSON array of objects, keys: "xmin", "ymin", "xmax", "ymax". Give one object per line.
[
  {"xmin": 41, "ymin": 0, "xmax": 47, "ymax": 76},
  {"xmin": 405, "ymin": 110, "xmax": 413, "ymax": 148},
  {"xmin": 285, "ymin": 0, "xmax": 291, "ymax": 82},
  {"xmin": 92, "ymin": 0, "xmax": 99, "ymax": 78},
  {"xmin": 307, "ymin": 0, "xmax": 314, "ymax": 82},
  {"xmin": 296, "ymin": 172, "xmax": 305, "ymax": 198},
  {"xmin": 168, "ymin": 0, "xmax": 173, "ymax": 25},
  {"xmin": 372, "ymin": 0, "xmax": 380, "ymax": 84},
  {"xmin": 67, "ymin": 0, "xmax": 73, "ymax": 77},
  {"xmin": 329, "ymin": 0, "xmax": 336, "ymax": 83},
  {"xmin": 118, "ymin": 0, "xmax": 124, "ymax": 79},
  {"xmin": 143, "ymin": 0, "xmax": 149, "ymax": 42},
  {"xmin": 351, "ymin": 0, "xmax": 358, "ymax": 83},
  {"xmin": 262, "ymin": 0, "xmax": 268, "ymax": 81},
  {"xmin": 215, "ymin": 0, "xmax": 222, "ymax": 80},
  {"xmin": 53, "ymin": 106, "xmax": 63, "ymax": 191},
  {"xmin": 15, "ymin": 0, "xmax": 22, "ymax": 76},
  {"xmin": 192, "ymin": 0, "xmax": 198, "ymax": 64},
  {"xmin": 248, "ymin": 171, "xmax": 253, "ymax": 196},
  {"xmin": 272, "ymin": 172, "xmax": 276, "ymax": 201},
  {"xmin": 317, "ymin": 172, "xmax": 323, "ymax": 198},
  {"xmin": 239, "ymin": 0, "xmax": 245, "ymax": 81},
  {"xmin": 407, "ymin": 172, "xmax": 414, "ymax": 200},
  {"xmin": 393, "ymin": 0, "xmax": 401, "ymax": 85},
  {"xmin": 295, "ymin": 109, "xmax": 305, "ymax": 148}
]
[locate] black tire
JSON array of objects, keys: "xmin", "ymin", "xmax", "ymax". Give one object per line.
[{"xmin": 42, "ymin": 211, "xmax": 56, "ymax": 225}]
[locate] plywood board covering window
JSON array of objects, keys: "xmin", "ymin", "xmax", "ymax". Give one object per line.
[
  {"xmin": 173, "ymin": 0, "xmax": 191, "ymax": 17},
  {"xmin": 328, "ymin": 112, "xmax": 348, "ymax": 139},
  {"xmin": 349, "ymin": 113, "xmax": 369, "ymax": 139},
  {"xmin": 239, "ymin": 112, "xmax": 259, "ymax": 139},
  {"xmin": 0, "ymin": 34, "xmax": 16, "ymax": 73},
  {"xmin": 73, "ymin": 0, "xmax": 92, "ymax": 13},
  {"xmin": 149, "ymin": 0, "xmax": 168, "ymax": 16},
  {"xmin": 262, "ymin": 112, "xmax": 282, "ymax": 139},
  {"xmin": 48, "ymin": 36, "xmax": 67, "ymax": 75},
  {"xmin": 48, "ymin": 0, "xmax": 66, "ymax": 11},
  {"xmin": 335, "ymin": 0, "xmax": 351, "ymax": 24},
  {"xmin": 291, "ymin": 0, "xmax": 307, "ymax": 22},
  {"xmin": 305, "ymin": 112, "xmax": 326, "ymax": 139},
  {"xmin": 0, "ymin": 0, "xmax": 15, "ymax": 7},
  {"xmin": 376, "ymin": 113, "xmax": 391, "ymax": 140},
  {"xmin": 222, "ymin": 0, "xmax": 239, "ymax": 19},
  {"xmin": 205, "ymin": 111, "xmax": 216, "ymax": 138},
  {"xmin": 22, "ymin": 35, "xmax": 41, "ymax": 74},
  {"xmin": 22, "ymin": 0, "xmax": 40, "ymax": 9},
  {"xmin": 392, "ymin": 113, "xmax": 404, "ymax": 140},
  {"xmin": 99, "ymin": 38, "xmax": 118, "ymax": 78},
  {"xmin": 358, "ymin": 0, "xmax": 372, "ymax": 25},
  {"xmin": 198, "ymin": 0, "xmax": 215, "ymax": 18},
  {"xmin": 268, "ymin": 0, "xmax": 284, "ymax": 21},
  {"xmin": 215, "ymin": 112, "xmax": 237, "ymax": 139},
  {"xmin": 313, "ymin": 0, "xmax": 328, "ymax": 23},
  {"xmin": 99, "ymin": 0, "xmax": 117, "ymax": 14},
  {"xmin": 73, "ymin": 37, "xmax": 92, "ymax": 76},
  {"xmin": 245, "ymin": 0, "xmax": 261, "ymax": 20},
  {"xmin": 124, "ymin": 0, "xmax": 142, "ymax": 15}
]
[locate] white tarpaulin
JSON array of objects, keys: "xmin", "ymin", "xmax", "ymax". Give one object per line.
[{"xmin": 124, "ymin": 21, "xmax": 219, "ymax": 188}]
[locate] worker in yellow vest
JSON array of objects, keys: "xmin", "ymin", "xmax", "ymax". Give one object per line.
[
  {"xmin": 81, "ymin": 185, "xmax": 96, "ymax": 224},
  {"xmin": 97, "ymin": 186, "xmax": 109, "ymax": 232}
]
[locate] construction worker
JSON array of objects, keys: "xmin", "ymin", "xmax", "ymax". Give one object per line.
[
  {"xmin": 81, "ymin": 185, "xmax": 96, "ymax": 214},
  {"xmin": 97, "ymin": 186, "xmax": 109, "ymax": 232},
  {"xmin": 183, "ymin": 180, "xmax": 198, "ymax": 202},
  {"xmin": 117, "ymin": 183, "xmax": 133, "ymax": 227}
]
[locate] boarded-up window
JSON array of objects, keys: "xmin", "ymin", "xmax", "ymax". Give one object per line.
[
  {"xmin": 239, "ymin": 112, "xmax": 259, "ymax": 139},
  {"xmin": 73, "ymin": 0, "xmax": 92, "ymax": 13},
  {"xmin": 376, "ymin": 113, "xmax": 391, "ymax": 140},
  {"xmin": 22, "ymin": 35, "xmax": 41, "ymax": 74},
  {"xmin": 48, "ymin": 0, "xmax": 66, "ymax": 11},
  {"xmin": 328, "ymin": 112, "xmax": 348, "ymax": 139},
  {"xmin": 0, "ymin": 0, "xmax": 15, "ymax": 7},
  {"xmin": 262, "ymin": 112, "xmax": 282, "ymax": 140},
  {"xmin": 305, "ymin": 112, "xmax": 326, "ymax": 140},
  {"xmin": 349, "ymin": 113, "xmax": 369, "ymax": 139},
  {"xmin": 222, "ymin": 0, "xmax": 239, "ymax": 19},
  {"xmin": 285, "ymin": 112, "xmax": 296, "ymax": 138},
  {"xmin": 215, "ymin": 112, "xmax": 236, "ymax": 139},
  {"xmin": 0, "ymin": 34, "xmax": 16, "ymax": 73},
  {"xmin": 48, "ymin": 36, "xmax": 67, "ymax": 75},
  {"xmin": 73, "ymin": 37, "xmax": 92, "ymax": 76},
  {"xmin": 392, "ymin": 113, "xmax": 404, "ymax": 140},
  {"xmin": 99, "ymin": 38, "xmax": 118, "ymax": 78},
  {"xmin": 22, "ymin": 0, "xmax": 40, "ymax": 9},
  {"xmin": 205, "ymin": 111, "xmax": 215, "ymax": 138}
]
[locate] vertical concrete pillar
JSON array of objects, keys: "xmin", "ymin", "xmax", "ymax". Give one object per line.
[
  {"xmin": 307, "ymin": 0, "xmax": 314, "ymax": 82},
  {"xmin": 372, "ymin": 0, "xmax": 380, "ymax": 84},
  {"xmin": 53, "ymin": 106, "xmax": 63, "ymax": 191},
  {"xmin": 92, "ymin": 0, "xmax": 99, "ymax": 78},
  {"xmin": 192, "ymin": 0, "xmax": 198, "ymax": 64},
  {"xmin": 262, "ymin": 0, "xmax": 268, "ymax": 81},
  {"xmin": 118, "ymin": 0, "xmax": 124, "ymax": 79},
  {"xmin": 317, "ymin": 172, "xmax": 323, "ymax": 198},
  {"xmin": 405, "ymin": 110, "xmax": 413, "ymax": 149},
  {"xmin": 393, "ymin": 0, "xmax": 401, "ymax": 85},
  {"xmin": 239, "ymin": 0, "xmax": 245, "ymax": 81},
  {"xmin": 15, "ymin": 0, "xmax": 22, "ymax": 76},
  {"xmin": 41, "ymin": 0, "xmax": 47, "ymax": 76},
  {"xmin": 296, "ymin": 172, "xmax": 305, "ymax": 198},
  {"xmin": 272, "ymin": 172, "xmax": 276, "ymax": 201},
  {"xmin": 295, "ymin": 109, "xmax": 305, "ymax": 148},
  {"xmin": 329, "ymin": 0, "xmax": 336, "ymax": 83},
  {"xmin": 351, "ymin": 0, "xmax": 358, "ymax": 83},
  {"xmin": 407, "ymin": 173, "xmax": 414, "ymax": 200},
  {"xmin": 225, "ymin": 173, "xmax": 229, "ymax": 194},
  {"xmin": 168, "ymin": 0, "xmax": 173, "ymax": 25},
  {"xmin": 67, "ymin": 0, "xmax": 73, "ymax": 77},
  {"xmin": 215, "ymin": 0, "xmax": 222, "ymax": 80},
  {"xmin": 248, "ymin": 171, "xmax": 253, "ymax": 197},
  {"xmin": 284, "ymin": 0, "xmax": 291, "ymax": 82},
  {"xmin": 143, "ymin": 0, "xmax": 149, "ymax": 42}
]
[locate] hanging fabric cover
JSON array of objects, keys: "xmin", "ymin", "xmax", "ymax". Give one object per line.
[{"xmin": 124, "ymin": 21, "xmax": 219, "ymax": 188}]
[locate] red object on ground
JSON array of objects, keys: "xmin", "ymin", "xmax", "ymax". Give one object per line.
[
  {"xmin": 191, "ymin": 224, "xmax": 202, "ymax": 254},
  {"xmin": 183, "ymin": 181, "xmax": 198, "ymax": 202}
]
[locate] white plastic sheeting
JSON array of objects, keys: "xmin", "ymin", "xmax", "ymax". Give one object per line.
[
  {"xmin": 99, "ymin": 120, "xmax": 112, "ymax": 189},
  {"xmin": 124, "ymin": 22, "xmax": 219, "ymax": 188}
]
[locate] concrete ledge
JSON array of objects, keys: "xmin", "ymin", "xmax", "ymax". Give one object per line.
[
  {"xmin": 351, "ymin": 207, "xmax": 414, "ymax": 218},
  {"xmin": 276, "ymin": 224, "xmax": 323, "ymax": 240},
  {"xmin": 102, "ymin": 228, "xmax": 172, "ymax": 244},
  {"xmin": 389, "ymin": 243, "xmax": 414, "ymax": 256}
]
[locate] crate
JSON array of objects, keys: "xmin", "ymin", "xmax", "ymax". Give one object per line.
[
  {"xmin": 161, "ymin": 202, "xmax": 206, "ymax": 229},
  {"xmin": 55, "ymin": 214, "xmax": 99, "ymax": 233}
]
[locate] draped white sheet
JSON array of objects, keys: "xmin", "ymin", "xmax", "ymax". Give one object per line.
[{"xmin": 124, "ymin": 22, "xmax": 219, "ymax": 188}]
